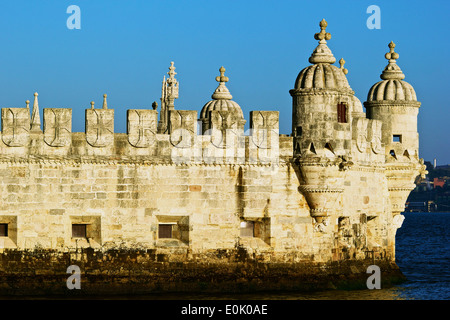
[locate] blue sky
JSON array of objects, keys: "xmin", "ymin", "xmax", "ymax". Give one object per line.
[{"xmin": 0, "ymin": 0, "xmax": 448, "ymax": 164}]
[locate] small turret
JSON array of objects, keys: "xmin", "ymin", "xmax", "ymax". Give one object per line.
[
  {"xmin": 364, "ymin": 41, "xmax": 421, "ymax": 162},
  {"xmin": 199, "ymin": 66, "xmax": 246, "ymax": 135},
  {"xmin": 290, "ymin": 19, "xmax": 358, "ymax": 159},
  {"xmin": 290, "ymin": 19, "xmax": 358, "ymax": 231},
  {"xmin": 364, "ymin": 42, "xmax": 423, "ymax": 217}
]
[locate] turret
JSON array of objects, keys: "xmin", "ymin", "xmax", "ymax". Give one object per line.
[
  {"xmin": 364, "ymin": 42, "xmax": 426, "ymax": 217},
  {"xmin": 364, "ymin": 41, "xmax": 420, "ymax": 161},
  {"xmin": 290, "ymin": 19, "xmax": 358, "ymax": 231},
  {"xmin": 199, "ymin": 66, "xmax": 246, "ymax": 135}
]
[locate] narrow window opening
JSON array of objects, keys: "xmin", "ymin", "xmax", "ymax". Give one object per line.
[
  {"xmin": 296, "ymin": 126, "xmax": 302, "ymax": 137},
  {"xmin": 309, "ymin": 142, "xmax": 317, "ymax": 154},
  {"xmin": 0, "ymin": 224, "xmax": 8, "ymax": 237},
  {"xmin": 72, "ymin": 224, "xmax": 87, "ymax": 238},
  {"xmin": 337, "ymin": 102, "xmax": 347, "ymax": 123},
  {"xmin": 393, "ymin": 135, "xmax": 402, "ymax": 143},
  {"xmin": 158, "ymin": 224, "xmax": 173, "ymax": 239}
]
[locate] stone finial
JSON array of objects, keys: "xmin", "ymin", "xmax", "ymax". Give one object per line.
[
  {"xmin": 385, "ymin": 41, "xmax": 399, "ymax": 61},
  {"xmin": 90, "ymin": 101, "xmax": 95, "ymax": 109},
  {"xmin": 339, "ymin": 58, "xmax": 348, "ymax": 75},
  {"xmin": 309, "ymin": 19, "xmax": 336, "ymax": 65},
  {"xmin": 102, "ymin": 94, "xmax": 108, "ymax": 109},
  {"xmin": 164, "ymin": 62, "xmax": 179, "ymax": 101},
  {"xmin": 25, "ymin": 100, "xmax": 30, "ymax": 109},
  {"xmin": 212, "ymin": 66, "xmax": 233, "ymax": 100},
  {"xmin": 380, "ymin": 41, "xmax": 405, "ymax": 80},
  {"xmin": 30, "ymin": 92, "xmax": 42, "ymax": 132},
  {"xmin": 168, "ymin": 61, "xmax": 177, "ymax": 80},
  {"xmin": 314, "ymin": 19, "xmax": 332, "ymax": 41},
  {"xmin": 215, "ymin": 66, "xmax": 229, "ymax": 83}
]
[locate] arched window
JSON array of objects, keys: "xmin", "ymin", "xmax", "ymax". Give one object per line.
[{"xmin": 337, "ymin": 102, "xmax": 347, "ymax": 123}]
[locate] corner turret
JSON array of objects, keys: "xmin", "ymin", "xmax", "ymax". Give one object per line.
[
  {"xmin": 290, "ymin": 19, "xmax": 357, "ymax": 231},
  {"xmin": 364, "ymin": 42, "xmax": 425, "ymax": 217}
]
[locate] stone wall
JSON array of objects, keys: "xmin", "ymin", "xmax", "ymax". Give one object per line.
[{"xmin": 0, "ymin": 98, "xmax": 416, "ymax": 295}]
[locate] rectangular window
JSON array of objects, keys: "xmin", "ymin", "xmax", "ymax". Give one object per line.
[
  {"xmin": 337, "ymin": 102, "xmax": 347, "ymax": 123},
  {"xmin": 240, "ymin": 221, "xmax": 255, "ymax": 237},
  {"xmin": 72, "ymin": 224, "xmax": 87, "ymax": 238},
  {"xmin": 0, "ymin": 224, "xmax": 8, "ymax": 237},
  {"xmin": 158, "ymin": 224, "xmax": 173, "ymax": 239},
  {"xmin": 393, "ymin": 135, "xmax": 402, "ymax": 143}
]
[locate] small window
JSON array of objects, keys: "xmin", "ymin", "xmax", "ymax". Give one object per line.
[
  {"xmin": 0, "ymin": 224, "xmax": 8, "ymax": 237},
  {"xmin": 240, "ymin": 221, "xmax": 254, "ymax": 237},
  {"xmin": 72, "ymin": 224, "xmax": 87, "ymax": 238},
  {"xmin": 296, "ymin": 126, "xmax": 302, "ymax": 137},
  {"xmin": 393, "ymin": 135, "xmax": 402, "ymax": 143},
  {"xmin": 337, "ymin": 102, "xmax": 347, "ymax": 123},
  {"xmin": 158, "ymin": 224, "xmax": 173, "ymax": 239}
]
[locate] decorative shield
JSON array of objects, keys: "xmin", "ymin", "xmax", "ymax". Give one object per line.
[
  {"xmin": 355, "ymin": 118, "xmax": 368, "ymax": 153},
  {"xmin": 44, "ymin": 108, "xmax": 72, "ymax": 147},
  {"xmin": 169, "ymin": 110, "xmax": 196, "ymax": 148},
  {"xmin": 368, "ymin": 119, "xmax": 382, "ymax": 154},
  {"xmin": 127, "ymin": 109, "xmax": 157, "ymax": 148},
  {"xmin": 250, "ymin": 111, "xmax": 279, "ymax": 149},
  {"xmin": 1, "ymin": 108, "xmax": 30, "ymax": 147},
  {"xmin": 86, "ymin": 109, "xmax": 114, "ymax": 147}
]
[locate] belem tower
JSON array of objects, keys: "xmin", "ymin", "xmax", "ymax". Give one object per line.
[{"xmin": 0, "ymin": 20, "xmax": 427, "ymax": 295}]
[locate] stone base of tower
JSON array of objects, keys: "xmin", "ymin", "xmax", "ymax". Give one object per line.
[{"xmin": 0, "ymin": 248, "xmax": 405, "ymax": 296}]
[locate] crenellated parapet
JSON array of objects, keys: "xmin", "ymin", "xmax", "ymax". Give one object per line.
[{"xmin": 0, "ymin": 85, "xmax": 284, "ymax": 166}]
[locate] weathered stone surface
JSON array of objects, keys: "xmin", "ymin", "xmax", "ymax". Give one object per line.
[
  {"xmin": 43, "ymin": 108, "xmax": 72, "ymax": 147},
  {"xmin": 1, "ymin": 108, "xmax": 30, "ymax": 147}
]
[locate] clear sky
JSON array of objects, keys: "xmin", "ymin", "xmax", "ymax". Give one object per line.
[{"xmin": 0, "ymin": 0, "xmax": 448, "ymax": 164}]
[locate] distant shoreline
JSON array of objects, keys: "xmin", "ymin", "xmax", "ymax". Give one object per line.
[{"xmin": 403, "ymin": 211, "xmax": 450, "ymax": 213}]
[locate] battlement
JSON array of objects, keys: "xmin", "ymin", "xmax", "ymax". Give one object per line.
[{"xmin": 0, "ymin": 100, "xmax": 289, "ymax": 165}]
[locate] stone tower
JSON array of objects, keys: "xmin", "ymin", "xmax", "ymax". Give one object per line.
[
  {"xmin": 289, "ymin": 19, "xmax": 360, "ymax": 229},
  {"xmin": 364, "ymin": 41, "xmax": 424, "ymax": 218}
]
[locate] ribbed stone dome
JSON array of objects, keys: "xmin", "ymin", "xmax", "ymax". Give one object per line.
[
  {"xmin": 199, "ymin": 66, "xmax": 244, "ymax": 120},
  {"xmin": 367, "ymin": 79, "xmax": 417, "ymax": 101},
  {"xmin": 200, "ymin": 99, "xmax": 244, "ymax": 119},
  {"xmin": 366, "ymin": 41, "xmax": 417, "ymax": 102},
  {"xmin": 294, "ymin": 63, "xmax": 351, "ymax": 90},
  {"xmin": 292, "ymin": 19, "xmax": 352, "ymax": 92}
]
